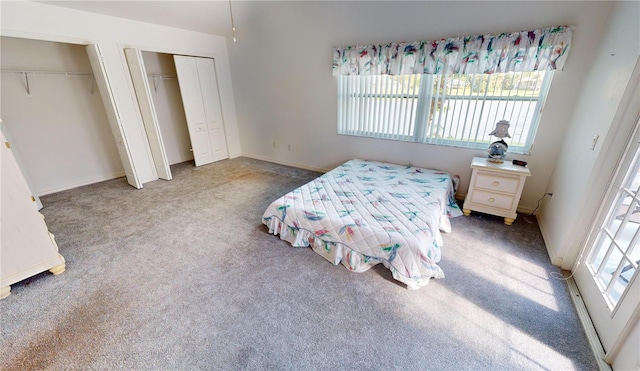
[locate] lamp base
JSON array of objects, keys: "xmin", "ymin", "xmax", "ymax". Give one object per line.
[{"xmin": 487, "ymin": 139, "xmax": 508, "ymax": 164}]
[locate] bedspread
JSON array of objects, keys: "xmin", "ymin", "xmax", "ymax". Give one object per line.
[{"xmin": 262, "ymin": 159, "xmax": 462, "ymax": 289}]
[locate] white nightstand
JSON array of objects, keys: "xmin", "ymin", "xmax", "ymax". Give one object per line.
[{"xmin": 462, "ymin": 157, "xmax": 531, "ymax": 225}]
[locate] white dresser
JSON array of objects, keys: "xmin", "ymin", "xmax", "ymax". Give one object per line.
[
  {"xmin": 462, "ymin": 157, "xmax": 531, "ymax": 225},
  {"xmin": 1, "ymin": 132, "xmax": 65, "ymax": 299}
]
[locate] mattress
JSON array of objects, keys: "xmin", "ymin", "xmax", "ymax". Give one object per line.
[{"xmin": 262, "ymin": 159, "xmax": 462, "ymax": 289}]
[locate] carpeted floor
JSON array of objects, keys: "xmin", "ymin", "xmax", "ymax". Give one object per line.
[{"xmin": 0, "ymin": 157, "xmax": 597, "ymax": 370}]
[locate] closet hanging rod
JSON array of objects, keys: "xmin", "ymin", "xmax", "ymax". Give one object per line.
[
  {"xmin": 148, "ymin": 74, "xmax": 177, "ymax": 93},
  {"xmin": 147, "ymin": 74, "xmax": 177, "ymax": 79},
  {"xmin": 2, "ymin": 69, "xmax": 95, "ymax": 96},
  {"xmin": 1, "ymin": 69, "xmax": 93, "ymax": 77}
]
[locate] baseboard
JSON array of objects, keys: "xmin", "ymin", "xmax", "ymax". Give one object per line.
[
  {"xmin": 37, "ymin": 172, "xmax": 126, "ymax": 196},
  {"xmin": 566, "ymin": 277, "xmax": 611, "ymax": 371},
  {"xmin": 536, "ymin": 213, "xmax": 564, "ymax": 267},
  {"xmin": 516, "ymin": 205, "xmax": 536, "ymax": 215},
  {"xmin": 169, "ymin": 156, "xmax": 194, "ymax": 165},
  {"xmin": 241, "ymin": 153, "xmax": 329, "ymax": 173}
]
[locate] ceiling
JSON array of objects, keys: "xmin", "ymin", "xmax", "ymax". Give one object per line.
[{"xmin": 36, "ymin": 1, "xmax": 239, "ymax": 37}]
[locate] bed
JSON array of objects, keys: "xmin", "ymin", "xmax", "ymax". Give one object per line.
[{"xmin": 262, "ymin": 159, "xmax": 462, "ymax": 289}]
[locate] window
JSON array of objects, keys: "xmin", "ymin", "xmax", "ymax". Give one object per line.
[{"xmin": 337, "ymin": 71, "xmax": 553, "ymax": 154}]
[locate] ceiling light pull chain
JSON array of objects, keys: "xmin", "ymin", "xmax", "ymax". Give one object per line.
[{"xmin": 228, "ymin": 0, "xmax": 237, "ymax": 43}]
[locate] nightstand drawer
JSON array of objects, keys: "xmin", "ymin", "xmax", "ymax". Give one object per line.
[
  {"xmin": 469, "ymin": 189, "xmax": 515, "ymax": 210},
  {"xmin": 474, "ymin": 172, "xmax": 520, "ymax": 194}
]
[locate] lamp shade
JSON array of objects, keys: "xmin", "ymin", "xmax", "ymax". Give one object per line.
[{"xmin": 488, "ymin": 120, "xmax": 511, "ymax": 139}]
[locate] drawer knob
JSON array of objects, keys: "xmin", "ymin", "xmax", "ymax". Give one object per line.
[
  {"xmin": 489, "ymin": 198, "xmax": 495, "ymax": 203},
  {"xmin": 492, "ymin": 181, "xmax": 500, "ymax": 186}
]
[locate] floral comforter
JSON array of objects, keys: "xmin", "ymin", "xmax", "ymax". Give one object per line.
[{"xmin": 262, "ymin": 159, "xmax": 462, "ymax": 289}]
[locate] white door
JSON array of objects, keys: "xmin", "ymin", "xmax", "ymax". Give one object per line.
[
  {"xmin": 574, "ymin": 116, "xmax": 640, "ymax": 366},
  {"xmin": 124, "ymin": 48, "xmax": 172, "ymax": 180},
  {"xmin": 196, "ymin": 57, "xmax": 229, "ymax": 162},
  {"xmin": 86, "ymin": 44, "xmax": 142, "ymax": 189},
  {"xmin": 174, "ymin": 55, "xmax": 228, "ymax": 166}
]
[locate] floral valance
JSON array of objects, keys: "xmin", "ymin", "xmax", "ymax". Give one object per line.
[{"xmin": 332, "ymin": 25, "xmax": 573, "ymax": 76}]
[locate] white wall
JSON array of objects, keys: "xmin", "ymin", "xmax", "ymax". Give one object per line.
[
  {"xmin": 1, "ymin": 37, "xmax": 124, "ymax": 195},
  {"xmin": 227, "ymin": 1, "xmax": 612, "ymax": 212},
  {"xmin": 1, "ymin": 1, "xmax": 241, "ymax": 186},
  {"xmin": 538, "ymin": 1, "xmax": 640, "ymax": 267},
  {"xmin": 612, "ymin": 317, "xmax": 639, "ymax": 371},
  {"xmin": 141, "ymin": 51, "xmax": 193, "ymax": 165}
]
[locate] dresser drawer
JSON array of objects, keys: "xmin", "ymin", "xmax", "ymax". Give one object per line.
[
  {"xmin": 469, "ymin": 189, "xmax": 515, "ymax": 210},
  {"xmin": 474, "ymin": 171, "xmax": 520, "ymax": 194}
]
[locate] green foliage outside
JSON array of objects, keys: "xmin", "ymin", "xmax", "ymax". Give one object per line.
[{"xmin": 384, "ymin": 71, "xmax": 545, "ymax": 98}]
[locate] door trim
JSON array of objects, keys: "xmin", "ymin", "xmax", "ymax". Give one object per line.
[
  {"xmin": 124, "ymin": 48, "xmax": 172, "ymax": 180},
  {"xmin": 86, "ymin": 44, "xmax": 142, "ymax": 189}
]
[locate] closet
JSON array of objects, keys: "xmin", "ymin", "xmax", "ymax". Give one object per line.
[
  {"xmin": 125, "ymin": 50, "xmax": 229, "ymax": 174},
  {"xmin": 2, "ymin": 38, "xmax": 230, "ymax": 195},
  {"xmin": 125, "ymin": 51, "xmax": 194, "ymax": 173},
  {"xmin": 140, "ymin": 52, "xmax": 194, "ymax": 166},
  {"xmin": 0, "ymin": 37, "xmax": 124, "ymax": 196}
]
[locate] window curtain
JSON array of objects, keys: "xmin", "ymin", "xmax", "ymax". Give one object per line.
[{"xmin": 332, "ymin": 25, "xmax": 572, "ymax": 76}]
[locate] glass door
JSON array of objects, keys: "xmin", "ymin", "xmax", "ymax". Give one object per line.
[
  {"xmin": 574, "ymin": 117, "xmax": 640, "ymax": 364},
  {"xmin": 589, "ymin": 136, "xmax": 640, "ymax": 309}
]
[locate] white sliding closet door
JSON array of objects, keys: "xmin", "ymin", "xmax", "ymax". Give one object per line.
[
  {"xmin": 174, "ymin": 55, "xmax": 228, "ymax": 166},
  {"xmin": 86, "ymin": 44, "xmax": 142, "ymax": 189},
  {"xmin": 195, "ymin": 57, "xmax": 228, "ymax": 163},
  {"xmin": 124, "ymin": 48, "xmax": 172, "ymax": 180}
]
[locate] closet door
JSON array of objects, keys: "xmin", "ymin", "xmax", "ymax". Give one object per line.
[
  {"xmin": 174, "ymin": 55, "xmax": 228, "ymax": 166},
  {"xmin": 86, "ymin": 44, "xmax": 142, "ymax": 189},
  {"xmin": 124, "ymin": 48, "xmax": 172, "ymax": 180},
  {"xmin": 196, "ymin": 57, "xmax": 229, "ymax": 162}
]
